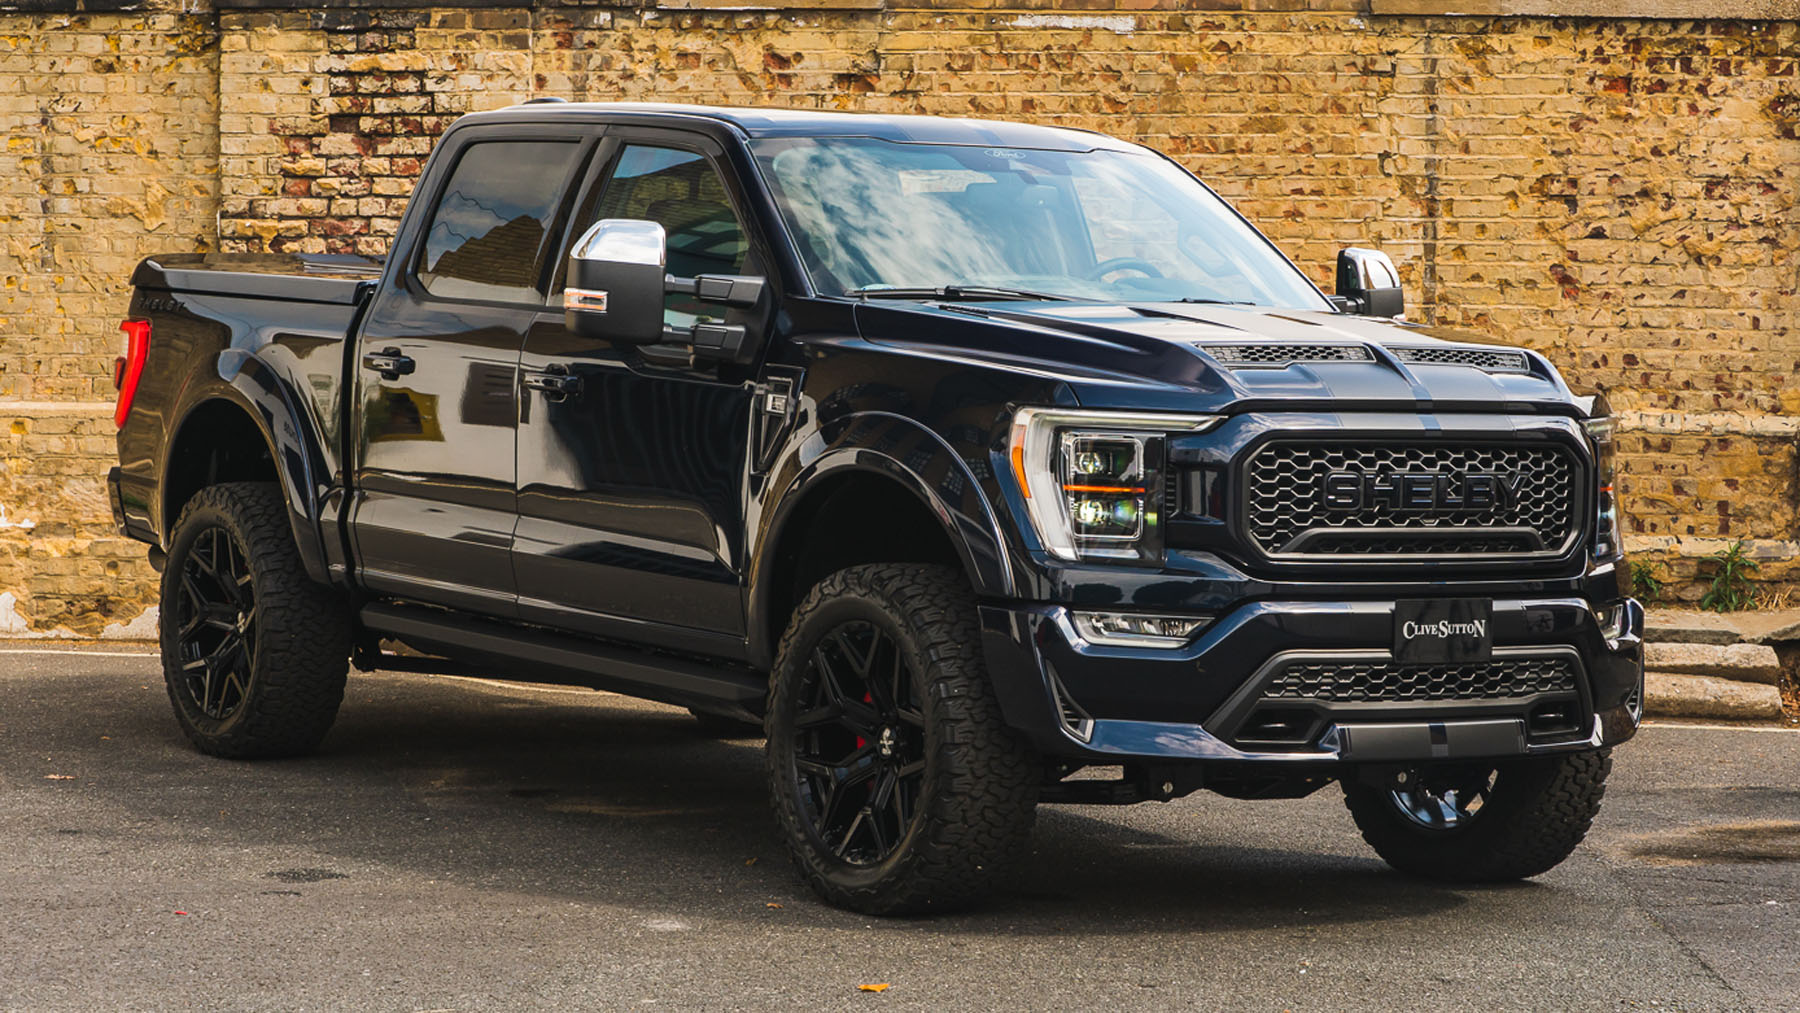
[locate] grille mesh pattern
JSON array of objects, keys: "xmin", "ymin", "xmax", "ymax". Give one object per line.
[
  {"xmin": 1392, "ymin": 346, "xmax": 1530, "ymax": 371},
  {"xmin": 1264, "ymin": 656, "xmax": 1578, "ymax": 702},
  {"xmin": 1245, "ymin": 442, "xmax": 1579, "ymax": 557},
  {"xmin": 1202, "ymin": 343, "xmax": 1372, "ymax": 366}
]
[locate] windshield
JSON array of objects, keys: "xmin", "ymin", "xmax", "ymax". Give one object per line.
[{"xmin": 750, "ymin": 137, "xmax": 1330, "ymax": 309}]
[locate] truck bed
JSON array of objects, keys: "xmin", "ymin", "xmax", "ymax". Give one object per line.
[{"xmin": 131, "ymin": 253, "xmax": 384, "ymax": 305}]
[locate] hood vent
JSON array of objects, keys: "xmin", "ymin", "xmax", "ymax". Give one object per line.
[
  {"xmin": 1199, "ymin": 343, "xmax": 1373, "ymax": 368},
  {"xmin": 1390, "ymin": 346, "xmax": 1530, "ymax": 372}
]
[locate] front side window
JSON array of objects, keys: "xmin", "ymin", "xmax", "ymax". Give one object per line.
[
  {"xmin": 585, "ymin": 145, "xmax": 751, "ymax": 327},
  {"xmin": 416, "ymin": 139, "xmax": 583, "ymax": 303},
  {"xmin": 751, "ymin": 136, "xmax": 1329, "ymax": 310}
]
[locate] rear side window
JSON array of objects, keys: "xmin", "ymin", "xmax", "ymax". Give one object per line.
[{"xmin": 416, "ymin": 139, "xmax": 582, "ymax": 303}]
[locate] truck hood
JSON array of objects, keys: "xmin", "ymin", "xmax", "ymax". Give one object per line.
[{"xmin": 852, "ymin": 300, "xmax": 1579, "ymax": 415}]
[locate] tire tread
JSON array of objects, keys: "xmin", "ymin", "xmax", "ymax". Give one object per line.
[
  {"xmin": 765, "ymin": 563, "xmax": 1036, "ymax": 915},
  {"xmin": 160, "ymin": 482, "xmax": 351, "ymax": 759},
  {"xmin": 1342, "ymin": 750, "xmax": 1611, "ymax": 882}
]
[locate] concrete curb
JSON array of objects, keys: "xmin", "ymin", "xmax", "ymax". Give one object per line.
[
  {"xmin": 1644, "ymin": 672, "xmax": 1785, "ymax": 722},
  {"xmin": 1641, "ymin": 642, "xmax": 1782, "ymax": 685},
  {"xmin": 1644, "ymin": 608, "xmax": 1800, "ymax": 723}
]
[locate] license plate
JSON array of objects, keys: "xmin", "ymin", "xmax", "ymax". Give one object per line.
[{"xmin": 1393, "ymin": 599, "xmax": 1493, "ymax": 664}]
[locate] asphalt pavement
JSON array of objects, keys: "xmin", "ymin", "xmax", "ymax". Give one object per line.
[{"xmin": 2, "ymin": 644, "xmax": 1796, "ymax": 1012}]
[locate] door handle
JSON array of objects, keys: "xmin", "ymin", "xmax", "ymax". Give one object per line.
[
  {"xmin": 363, "ymin": 348, "xmax": 415, "ymax": 381},
  {"xmin": 523, "ymin": 365, "xmax": 583, "ymax": 401}
]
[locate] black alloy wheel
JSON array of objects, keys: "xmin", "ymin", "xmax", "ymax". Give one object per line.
[
  {"xmin": 172, "ymin": 525, "xmax": 259, "ymax": 721},
  {"xmin": 1386, "ymin": 765, "xmax": 1497, "ymax": 831},
  {"xmin": 766, "ymin": 563, "xmax": 1038, "ymax": 915},
  {"xmin": 1342, "ymin": 750, "xmax": 1612, "ymax": 882},
  {"xmin": 159, "ymin": 482, "xmax": 352, "ymax": 759},
  {"xmin": 791, "ymin": 620, "xmax": 928, "ymax": 865}
]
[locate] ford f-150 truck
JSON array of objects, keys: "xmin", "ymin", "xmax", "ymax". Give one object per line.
[{"xmin": 110, "ymin": 102, "xmax": 1643, "ymax": 914}]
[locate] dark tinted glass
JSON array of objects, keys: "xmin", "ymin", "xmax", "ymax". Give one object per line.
[
  {"xmin": 589, "ymin": 146, "xmax": 749, "ymax": 326},
  {"xmin": 417, "ymin": 140, "xmax": 581, "ymax": 303}
]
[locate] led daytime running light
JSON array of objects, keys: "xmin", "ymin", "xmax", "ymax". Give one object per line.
[
  {"xmin": 1583, "ymin": 415, "xmax": 1622, "ymax": 557},
  {"xmin": 1071, "ymin": 610, "xmax": 1211, "ymax": 647},
  {"xmin": 1009, "ymin": 408, "xmax": 1221, "ymax": 562}
]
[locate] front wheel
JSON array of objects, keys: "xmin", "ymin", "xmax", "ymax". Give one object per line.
[
  {"xmin": 1342, "ymin": 750, "xmax": 1611, "ymax": 882},
  {"xmin": 765, "ymin": 564, "xmax": 1038, "ymax": 915}
]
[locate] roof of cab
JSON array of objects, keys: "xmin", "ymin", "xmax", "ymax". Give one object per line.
[{"xmin": 461, "ymin": 101, "xmax": 1141, "ymax": 152}]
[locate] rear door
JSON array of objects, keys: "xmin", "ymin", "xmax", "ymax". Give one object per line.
[
  {"xmin": 512, "ymin": 129, "xmax": 765, "ymax": 653},
  {"xmin": 349, "ymin": 126, "xmax": 595, "ymax": 616}
]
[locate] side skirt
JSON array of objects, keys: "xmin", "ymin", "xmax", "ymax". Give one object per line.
[{"xmin": 358, "ymin": 601, "xmax": 766, "ymax": 718}]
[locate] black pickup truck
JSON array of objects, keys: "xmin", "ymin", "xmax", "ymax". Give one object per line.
[{"xmin": 110, "ymin": 102, "xmax": 1643, "ymax": 913}]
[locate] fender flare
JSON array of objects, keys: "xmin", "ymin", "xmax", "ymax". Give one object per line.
[
  {"xmin": 747, "ymin": 410, "xmax": 1013, "ymax": 667},
  {"xmin": 160, "ymin": 348, "xmax": 333, "ymax": 585}
]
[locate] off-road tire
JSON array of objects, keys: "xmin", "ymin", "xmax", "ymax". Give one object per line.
[
  {"xmin": 160, "ymin": 482, "xmax": 352, "ymax": 759},
  {"xmin": 1342, "ymin": 750, "xmax": 1611, "ymax": 882},
  {"xmin": 687, "ymin": 707, "xmax": 764, "ymax": 739},
  {"xmin": 765, "ymin": 563, "xmax": 1038, "ymax": 915}
]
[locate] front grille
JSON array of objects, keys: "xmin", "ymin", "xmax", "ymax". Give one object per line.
[
  {"xmin": 1391, "ymin": 346, "xmax": 1530, "ymax": 372},
  {"xmin": 1244, "ymin": 441, "xmax": 1580, "ymax": 558},
  {"xmin": 1264, "ymin": 656, "xmax": 1578, "ymax": 703},
  {"xmin": 1201, "ymin": 343, "xmax": 1372, "ymax": 367}
]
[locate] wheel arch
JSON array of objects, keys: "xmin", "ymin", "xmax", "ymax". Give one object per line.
[
  {"xmin": 160, "ymin": 350, "xmax": 332, "ymax": 584},
  {"xmin": 747, "ymin": 413, "xmax": 1013, "ymax": 669}
]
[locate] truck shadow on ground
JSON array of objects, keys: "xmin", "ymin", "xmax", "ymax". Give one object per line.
[{"xmin": 97, "ymin": 670, "xmax": 1486, "ymax": 934}]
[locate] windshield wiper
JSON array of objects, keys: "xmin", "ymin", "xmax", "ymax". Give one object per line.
[
  {"xmin": 1170, "ymin": 297, "xmax": 1255, "ymax": 305},
  {"xmin": 845, "ymin": 285, "xmax": 1073, "ymax": 303}
]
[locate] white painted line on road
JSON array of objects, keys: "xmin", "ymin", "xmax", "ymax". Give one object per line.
[
  {"xmin": 1644, "ymin": 719, "xmax": 1798, "ymax": 734},
  {"xmin": 0, "ymin": 648, "xmax": 157, "ymax": 657}
]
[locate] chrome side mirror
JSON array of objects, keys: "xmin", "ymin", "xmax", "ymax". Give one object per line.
[
  {"xmin": 565, "ymin": 219, "xmax": 668, "ymax": 346},
  {"xmin": 1335, "ymin": 248, "xmax": 1405, "ymax": 318},
  {"xmin": 564, "ymin": 218, "xmax": 770, "ymax": 360}
]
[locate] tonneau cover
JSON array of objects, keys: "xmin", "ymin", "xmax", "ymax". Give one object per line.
[{"xmin": 132, "ymin": 253, "xmax": 385, "ymax": 305}]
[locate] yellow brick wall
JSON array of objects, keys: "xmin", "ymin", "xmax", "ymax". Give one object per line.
[
  {"xmin": 0, "ymin": 1, "xmax": 1796, "ymax": 632},
  {"xmin": 0, "ymin": 11, "xmax": 214, "ymax": 635}
]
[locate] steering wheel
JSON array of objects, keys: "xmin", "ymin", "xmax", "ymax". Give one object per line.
[{"xmin": 1085, "ymin": 257, "xmax": 1164, "ymax": 281}]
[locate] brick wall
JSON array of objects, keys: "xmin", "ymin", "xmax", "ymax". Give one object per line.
[
  {"xmin": 0, "ymin": 9, "xmax": 215, "ymax": 635},
  {"xmin": 1, "ymin": 0, "xmax": 1796, "ymax": 632}
]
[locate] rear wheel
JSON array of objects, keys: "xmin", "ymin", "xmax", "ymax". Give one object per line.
[
  {"xmin": 1342, "ymin": 751, "xmax": 1611, "ymax": 882},
  {"xmin": 159, "ymin": 482, "xmax": 352, "ymax": 759},
  {"xmin": 765, "ymin": 564, "xmax": 1037, "ymax": 914}
]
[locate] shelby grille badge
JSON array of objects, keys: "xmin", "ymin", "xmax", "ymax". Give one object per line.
[{"xmin": 1322, "ymin": 471, "xmax": 1522, "ymax": 513}]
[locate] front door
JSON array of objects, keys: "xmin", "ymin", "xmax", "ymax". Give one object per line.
[
  {"xmin": 350, "ymin": 128, "xmax": 594, "ymax": 616},
  {"xmin": 513, "ymin": 133, "xmax": 764, "ymax": 653}
]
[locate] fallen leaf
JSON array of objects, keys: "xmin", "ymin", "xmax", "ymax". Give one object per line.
[
  {"xmin": 44, "ymin": 774, "xmax": 74, "ymax": 780},
  {"xmin": 744, "ymin": 857, "xmax": 757, "ymax": 866},
  {"xmin": 857, "ymin": 984, "xmax": 890, "ymax": 993},
  {"xmin": 765, "ymin": 902, "xmax": 783, "ymax": 909}
]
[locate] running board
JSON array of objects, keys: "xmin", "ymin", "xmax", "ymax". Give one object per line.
[{"xmin": 359, "ymin": 601, "xmax": 766, "ymax": 715}]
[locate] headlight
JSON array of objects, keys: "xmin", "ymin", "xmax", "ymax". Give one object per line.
[
  {"xmin": 1583, "ymin": 414, "xmax": 1621, "ymax": 558},
  {"xmin": 1009, "ymin": 408, "xmax": 1221, "ymax": 563}
]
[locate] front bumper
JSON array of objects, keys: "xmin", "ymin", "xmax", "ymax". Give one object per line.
[{"xmin": 980, "ymin": 595, "xmax": 1643, "ymax": 766}]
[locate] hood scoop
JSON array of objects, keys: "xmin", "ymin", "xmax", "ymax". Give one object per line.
[
  {"xmin": 1389, "ymin": 345, "xmax": 1530, "ymax": 373},
  {"xmin": 1198, "ymin": 343, "xmax": 1374, "ymax": 368}
]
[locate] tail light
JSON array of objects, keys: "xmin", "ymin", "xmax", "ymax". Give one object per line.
[{"xmin": 114, "ymin": 319, "xmax": 151, "ymax": 428}]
